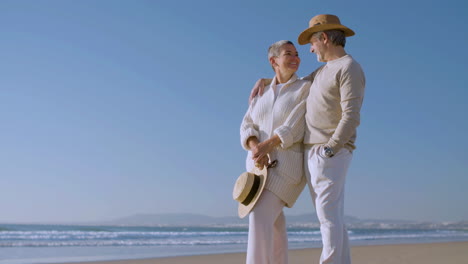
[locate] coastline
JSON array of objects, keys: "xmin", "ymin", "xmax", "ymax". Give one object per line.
[
  {"xmin": 3, "ymin": 222, "xmax": 467, "ymax": 264},
  {"xmin": 57, "ymin": 241, "xmax": 468, "ymax": 264}
]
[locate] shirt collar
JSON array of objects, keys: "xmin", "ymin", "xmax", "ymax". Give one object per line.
[{"xmin": 272, "ymin": 73, "xmax": 299, "ymax": 86}]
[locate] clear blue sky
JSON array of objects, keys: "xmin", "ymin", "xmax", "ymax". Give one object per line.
[{"xmin": 1, "ymin": 0, "xmax": 467, "ymax": 223}]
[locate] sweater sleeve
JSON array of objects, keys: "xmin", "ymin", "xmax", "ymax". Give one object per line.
[
  {"xmin": 274, "ymin": 81, "xmax": 311, "ymax": 149},
  {"xmin": 327, "ymin": 63, "xmax": 366, "ymax": 152},
  {"xmin": 240, "ymin": 100, "xmax": 260, "ymax": 151}
]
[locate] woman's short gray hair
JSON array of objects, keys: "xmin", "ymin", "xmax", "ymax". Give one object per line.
[
  {"xmin": 311, "ymin": 30, "xmax": 346, "ymax": 47},
  {"xmin": 268, "ymin": 40, "xmax": 294, "ymax": 60}
]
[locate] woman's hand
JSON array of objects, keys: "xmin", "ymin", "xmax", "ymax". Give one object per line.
[
  {"xmin": 247, "ymin": 137, "xmax": 268, "ymax": 169},
  {"xmin": 254, "ymin": 155, "xmax": 269, "ymax": 169},
  {"xmin": 251, "ymin": 141, "xmax": 273, "ymax": 164},
  {"xmin": 247, "ymin": 135, "xmax": 282, "ymax": 169},
  {"xmin": 252, "ymin": 135, "xmax": 282, "ymax": 163}
]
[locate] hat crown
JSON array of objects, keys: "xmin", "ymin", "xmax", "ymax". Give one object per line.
[
  {"xmin": 233, "ymin": 167, "xmax": 267, "ymax": 219},
  {"xmin": 233, "ymin": 172, "xmax": 254, "ymax": 202},
  {"xmin": 309, "ymin": 14, "xmax": 342, "ymax": 27},
  {"xmin": 298, "ymin": 14, "xmax": 354, "ymax": 45}
]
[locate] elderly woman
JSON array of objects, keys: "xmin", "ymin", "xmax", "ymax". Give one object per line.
[{"xmin": 240, "ymin": 40, "xmax": 311, "ymax": 264}]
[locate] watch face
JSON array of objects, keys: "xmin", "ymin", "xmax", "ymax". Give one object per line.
[
  {"xmin": 324, "ymin": 146, "xmax": 333, "ymax": 157},
  {"xmin": 321, "ymin": 146, "xmax": 328, "ymax": 157}
]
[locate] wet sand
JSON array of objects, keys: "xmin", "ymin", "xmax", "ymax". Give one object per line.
[{"xmin": 59, "ymin": 241, "xmax": 468, "ymax": 264}]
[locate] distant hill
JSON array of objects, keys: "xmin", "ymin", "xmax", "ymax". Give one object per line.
[
  {"xmin": 99, "ymin": 213, "xmax": 468, "ymax": 230},
  {"xmin": 103, "ymin": 213, "xmax": 245, "ymax": 226},
  {"xmin": 103, "ymin": 213, "xmax": 352, "ymax": 226}
]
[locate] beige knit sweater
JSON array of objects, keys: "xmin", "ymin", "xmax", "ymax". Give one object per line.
[
  {"xmin": 303, "ymin": 54, "xmax": 366, "ymax": 153},
  {"xmin": 240, "ymin": 74, "xmax": 310, "ymax": 207}
]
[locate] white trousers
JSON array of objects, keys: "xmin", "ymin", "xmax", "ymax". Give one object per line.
[
  {"xmin": 246, "ymin": 189, "xmax": 288, "ymax": 264},
  {"xmin": 305, "ymin": 146, "xmax": 353, "ymax": 264}
]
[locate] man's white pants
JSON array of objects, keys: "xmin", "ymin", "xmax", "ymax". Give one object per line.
[
  {"xmin": 246, "ymin": 189, "xmax": 287, "ymax": 264},
  {"xmin": 305, "ymin": 146, "xmax": 353, "ymax": 264}
]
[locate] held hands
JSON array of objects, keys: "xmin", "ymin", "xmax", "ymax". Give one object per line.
[
  {"xmin": 247, "ymin": 135, "xmax": 282, "ymax": 169},
  {"xmin": 254, "ymin": 155, "xmax": 269, "ymax": 169},
  {"xmin": 251, "ymin": 141, "xmax": 274, "ymax": 166},
  {"xmin": 247, "ymin": 137, "xmax": 270, "ymax": 169}
]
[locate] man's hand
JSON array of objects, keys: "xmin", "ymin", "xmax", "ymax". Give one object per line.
[
  {"xmin": 249, "ymin": 78, "xmax": 274, "ymax": 104},
  {"xmin": 249, "ymin": 79, "xmax": 266, "ymax": 104}
]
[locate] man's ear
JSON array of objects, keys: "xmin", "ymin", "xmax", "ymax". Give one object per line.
[{"xmin": 321, "ymin": 32, "xmax": 329, "ymax": 44}]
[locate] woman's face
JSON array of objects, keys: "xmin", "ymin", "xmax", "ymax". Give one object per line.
[{"xmin": 273, "ymin": 44, "xmax": 300, "ymax": 75}]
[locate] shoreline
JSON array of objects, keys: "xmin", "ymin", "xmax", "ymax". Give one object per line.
[{"xmin": 57, "ymin": 241, "xmax": 468, "ymax": 264}]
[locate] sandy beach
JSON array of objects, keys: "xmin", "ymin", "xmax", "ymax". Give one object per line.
[{"xmin": 59, "ymin": 241, "xmax": 468, "ymax": 264}]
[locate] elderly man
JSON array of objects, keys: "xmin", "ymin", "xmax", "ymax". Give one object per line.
[{"xmin": 249, "ymin": 14, "xmax": 366, "ymax": 264}]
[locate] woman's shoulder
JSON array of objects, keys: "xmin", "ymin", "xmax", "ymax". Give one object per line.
[
  {"xmin": 296, "ymin": 78, "xmax": 312, "ymax": 87},
  {"xmin": 289, "ymin": 78, "xmax": 311, "ymax": 94},
  {"xmin": 250, "ymin": 85, "xmax": 273, "ymax": 107}
]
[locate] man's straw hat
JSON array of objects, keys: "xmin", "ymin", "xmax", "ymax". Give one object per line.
[
  {"xmin": 298, "ymin": 14, "xmax": 355, "ymax": 45},
  {"xmin": 233, "ymin": 166, "xmax": 268, "ymax": 218}
]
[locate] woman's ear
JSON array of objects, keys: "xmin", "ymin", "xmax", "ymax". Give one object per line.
[{"xmin": 269, "ymin": 56, "xmax": 276, "ymax": 67}]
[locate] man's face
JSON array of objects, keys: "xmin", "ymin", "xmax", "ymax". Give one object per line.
[{"xmin": 309, "ymin": 34, "xmax": 326, "ymax": 62}]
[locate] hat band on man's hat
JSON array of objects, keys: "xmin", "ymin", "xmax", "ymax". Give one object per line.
[{"xmin": 241, "ymin": 175, "xmax": 261, "ymax": 206}]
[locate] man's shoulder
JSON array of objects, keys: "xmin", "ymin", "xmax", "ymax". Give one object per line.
[
  {"xmin": 329, "ymin": 55, "xmax": 364, "ymax": 80},
  {"xmin": 340, "ymin": 55, "xmax": 363, "ymax": 70},
  {"xmin": 338, "ymin": 55, "xmax": 366, "ymax": 85}
]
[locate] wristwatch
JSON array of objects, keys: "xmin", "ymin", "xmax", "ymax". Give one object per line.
[{"xmin": 323, "ymin": 145, "xmax": 334, "ymax": 158}]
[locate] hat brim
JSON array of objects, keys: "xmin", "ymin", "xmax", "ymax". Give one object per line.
[
  {"xmin": 237, "ymin": 166, "xmax": 268, "ymax": 218},
  {"xmin": 298, "ymin": 24, "xmax": 355, "ymax": 45}
]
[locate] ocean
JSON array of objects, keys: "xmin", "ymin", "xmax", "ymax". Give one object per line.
[{"xmin": 1, "ymin": 224, "xmax": 467, "ymax": 264}]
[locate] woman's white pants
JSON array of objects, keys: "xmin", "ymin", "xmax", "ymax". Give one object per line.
[{"xmin": 246, "ymin": 189, "xmax": 287, "ymax": 264}]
